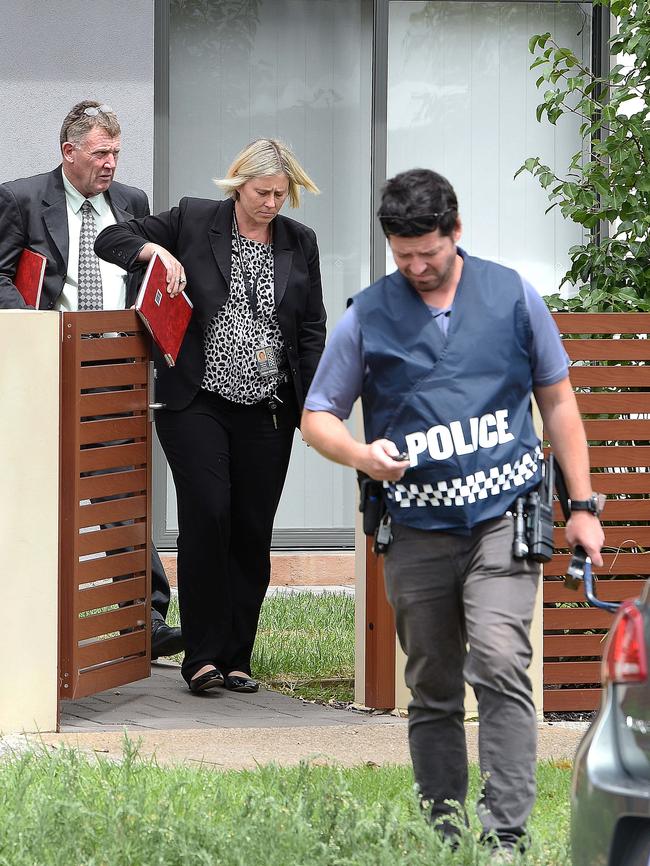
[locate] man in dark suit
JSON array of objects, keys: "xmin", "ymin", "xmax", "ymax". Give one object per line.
[{"xmin": 0, "ymin": 100, "xmax": 182, "ymax": 659}]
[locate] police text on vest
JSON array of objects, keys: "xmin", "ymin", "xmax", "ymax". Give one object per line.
[{"xmin": 404, "ymin": 410, "xmax": 515, "ymax": 465}]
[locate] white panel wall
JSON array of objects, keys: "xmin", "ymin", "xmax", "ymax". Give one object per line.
[
  {"xmin": 168, "ymin": 0, "xmax": 373, "ymax": 541},
  {"xmin": 387, "ymin": 1, "xmax": 591, "ymax": 295}
]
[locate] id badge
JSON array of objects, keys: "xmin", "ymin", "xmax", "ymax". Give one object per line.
[{"xmin": 255, "ymin": 345, "xmax": 279, "ymax": 378}]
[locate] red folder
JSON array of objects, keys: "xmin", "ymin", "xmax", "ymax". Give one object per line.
[
  {"xmin": 15, "ymin": 248, "xmax": 47, "ymax": 308},
  {"xmin": 135, "ymin": 252, "xmax": 193, "ymax": 367}
]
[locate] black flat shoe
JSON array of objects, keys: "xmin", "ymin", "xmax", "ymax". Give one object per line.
[
  {"xmin": 224, "ymin": 674, "xmax": 259, "ymax": 693},
  {"xmin": 189, "ymin": 668, "xmax": 224, "ymax": 694}
]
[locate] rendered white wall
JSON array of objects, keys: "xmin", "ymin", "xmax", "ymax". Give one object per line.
[
  {"xmin": 0, "ymin": 312, "xmax": 60, "ymax": 733},
  {"xmin": 0, "ymin": 0, "xmax": 154, "ymax": 199}
]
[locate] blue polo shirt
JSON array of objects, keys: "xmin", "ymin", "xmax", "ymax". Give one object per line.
[{"xmin": 305, "ymin": 272, "xmax": 569, "ymax": 420}]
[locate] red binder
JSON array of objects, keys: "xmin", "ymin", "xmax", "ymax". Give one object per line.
[
  {"xmin": 15, "ymin": 248, "xmax": 47, "ymax": 308},
  {"xmin": 135, "ymin": 252, "xmax": 193, "ymax": 367}
]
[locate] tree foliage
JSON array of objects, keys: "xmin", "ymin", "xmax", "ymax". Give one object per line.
[{"xmin": 516, "ymin": 0, "xmax": 650, "ymax": 311}]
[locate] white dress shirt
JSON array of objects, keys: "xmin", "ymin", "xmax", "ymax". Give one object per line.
[{"xmin": 55, "ymin": 173, "xmax": 128, "ymax": 311}]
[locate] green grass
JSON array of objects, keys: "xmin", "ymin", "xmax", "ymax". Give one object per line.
[
  {"xmin": 253, "ymin": 591, "xmax": 355, "ymax": 702},
  {"xmin": 167, "ymin": 591, "xmax": 356, "ymax": 702},
  {"xmin": 0, "ymin": 742, "xmax": 572, "ymax": 865}
]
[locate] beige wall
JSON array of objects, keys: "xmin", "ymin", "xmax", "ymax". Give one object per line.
[
  {"xmin": 0, "ymin": 312, "xmax": 60, "ymax": 732},
  {"xmin": 0, "ymin": 0, "xmax": 154, "ymax": 199}
]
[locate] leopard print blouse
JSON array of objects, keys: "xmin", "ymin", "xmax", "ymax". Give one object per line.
[{"xmin": 201, "ymin": 226, "xmax": 287, "ymax": 404}]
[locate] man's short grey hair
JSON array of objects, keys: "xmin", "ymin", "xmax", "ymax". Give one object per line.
[{"xmin": 59, "ymin": 100, "xmax": 120, "ymax": 150}]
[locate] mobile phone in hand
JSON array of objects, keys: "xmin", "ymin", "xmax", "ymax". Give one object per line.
[{"xmin": 392, "ymin": 452, "xmax": 409, "ymax": 462}]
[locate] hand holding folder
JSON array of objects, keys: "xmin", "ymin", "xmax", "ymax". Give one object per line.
[
  {"xmin": 15, "ymin": 248, "xmax": 47, "ymax": 308},
  {"xmin": 135, "ymin": 252, "xmax": 193, "ymax": 367}
]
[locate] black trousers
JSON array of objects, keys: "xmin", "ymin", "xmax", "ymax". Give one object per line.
[
  {"xmin": 151, "ymin": 546, "xmax": 171, "ymax": 622},
  {"xmin": 155, "ymin": 384, "xmax": 296, "ymax": 683}
]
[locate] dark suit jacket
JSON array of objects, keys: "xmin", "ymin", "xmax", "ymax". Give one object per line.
[
  {"xmin": 0, "ymin": 165, "xmax": 150, "ymax": 310},
  {"xmin": 95, "ymin": 197, "xmax": 327, "ymax": 414}
]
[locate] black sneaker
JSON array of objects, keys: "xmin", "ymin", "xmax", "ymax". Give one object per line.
[
  {"xmin": 429, "ymin": 804, "xmax": 468, "ymax": 851},
  {"xmin": 480, "ymin": 829, "xmax": 529, "ymax": 861}
]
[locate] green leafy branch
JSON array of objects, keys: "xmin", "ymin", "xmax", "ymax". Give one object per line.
[{"xmin": 517, "ymin": 0, "xmax": 650, "ymax": 311}]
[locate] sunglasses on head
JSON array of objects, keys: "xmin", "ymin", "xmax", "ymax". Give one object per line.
[
  {"xmin": 83, "ymin": 104, "xmax": 113, "ymax": 117},
  {"xmin": 378, "ymin": 209, "xmax": 455, "ymax": 235}
]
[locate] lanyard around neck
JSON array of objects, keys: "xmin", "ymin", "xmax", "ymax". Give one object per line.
[{"xmin": 232, "ymin": 213, "xmax": 273, "ymax": 320}]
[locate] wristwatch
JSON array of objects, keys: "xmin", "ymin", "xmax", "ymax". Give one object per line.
[{"xmin": 569, "ymin": 493, "xmax": 605, "ymax": 517}]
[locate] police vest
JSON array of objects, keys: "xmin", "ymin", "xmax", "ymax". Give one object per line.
[{"xmin": 353, "ymin": 251, "xmax": 542, "ymax": 534}]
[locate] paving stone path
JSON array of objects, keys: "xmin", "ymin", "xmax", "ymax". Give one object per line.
[{"xmin": 0, "ymin": 661, "xmax": 587, "ymax": 769}]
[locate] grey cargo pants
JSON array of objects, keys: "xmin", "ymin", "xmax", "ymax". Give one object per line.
[{"xmin": 384, "ymin": 515, "xmax": 539, "ymax": 840}]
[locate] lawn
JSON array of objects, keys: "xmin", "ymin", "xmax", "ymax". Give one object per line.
[
  {"xmin": 167, "ymin": 590, "xmax": 356, "ymax": 703},
  {"xmin": 0, "ymin": 592, "xmax": 576, "ymax": 863},
  {"xmin": 0, "ymin": 743, "xmax": 572, "ymax": 865}
]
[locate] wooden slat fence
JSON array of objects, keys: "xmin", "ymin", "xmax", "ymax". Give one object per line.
[
  {"xmin": 59, "ymin": 311, "xmax": 152, "ymax": 700},
  {"xmin": 544, "ymin": 313, "xmax": 650, "ymax": 712},
  {"xmin": 364, "ymin": 538, "xmax": 395, "ymax": 709}
]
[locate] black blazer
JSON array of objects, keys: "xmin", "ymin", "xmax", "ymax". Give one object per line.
[
  {"xmin": 0, "ymin": 165, "xmax": 150, "ymax": 310},
  {"xmin": 95, "ymin": 197, "xmax": 327, "ymax": 414}
]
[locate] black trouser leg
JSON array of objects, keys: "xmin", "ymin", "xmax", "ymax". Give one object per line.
[
  {"xmin": 156, "ymin": 393, "xmax": 230, "ymax": 683},
  {"xmin": 225, "ymin": 387, "xmax": 295, "ymax": 674},
  {"xmin": 150, "ymin": 545, "xmax": 171, "ymax": 623},
  {"xmin": 155, "ymin": 387, "xmax": 296, "ymax": 684}
]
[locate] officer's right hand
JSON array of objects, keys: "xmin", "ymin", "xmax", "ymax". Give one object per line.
[
  {"xmin": 357, "ymin": 439, "xmax": 409, "ymax": 482},
  {"xmin": 566, "ymin": 511, "xmax": 604, "ymax": 568}
]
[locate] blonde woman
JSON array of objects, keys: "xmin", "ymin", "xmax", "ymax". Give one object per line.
[{"xmin": 96, "ymin": 139, "xmax": 325, "ymax": 694}]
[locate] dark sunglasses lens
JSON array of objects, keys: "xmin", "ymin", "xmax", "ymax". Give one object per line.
[
  {"xmin": 412, "ymin": 216, "xmax": 440, "ymax": 231},
  {"xmin": 378, "ymin": 217, "xmax": 399, "ymax": 234},
  {"xmin": 380, "ymin": 215, "xmax": 439, "ymax": 234}
]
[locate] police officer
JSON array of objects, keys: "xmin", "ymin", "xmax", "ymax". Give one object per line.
[{"xmin": 301, "ymin": 169, "xmax": 604, "ymax": 857}]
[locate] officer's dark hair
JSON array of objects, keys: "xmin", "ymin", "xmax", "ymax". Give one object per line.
[{"xmin": 377, "ymin": 168, "xmax": 458, "ymax": 238}]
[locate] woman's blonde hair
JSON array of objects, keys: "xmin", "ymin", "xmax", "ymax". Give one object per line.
[{"xmin": 214, "ymin": 138, "xmax": 319, "ymax": 208}]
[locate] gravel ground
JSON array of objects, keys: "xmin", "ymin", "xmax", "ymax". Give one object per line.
[
  {"xmin": 19, "ymin": 720, "xmax": 587, "ymax": 769},
  {"xmin": 0, "ymin": 734, "xmax": 31, "ymax": 760}
]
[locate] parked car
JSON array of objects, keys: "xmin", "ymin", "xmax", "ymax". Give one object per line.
[{"xmin": 571, "ymin": 576, "xmax": 650, "ymax": 866}]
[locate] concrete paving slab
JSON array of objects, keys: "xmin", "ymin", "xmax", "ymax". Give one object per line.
[
  {"xmin": 6, "ymin": 659, "xmax": 587, "ymax": 771},
  {"xmin": 28, "ymin": 722, "xmax": 586, "ymax": 771}
]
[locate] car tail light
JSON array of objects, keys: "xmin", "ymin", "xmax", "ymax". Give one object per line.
[{"xmin": 602, "ymin": 601, "xmax": 648, "ymax": 684}]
